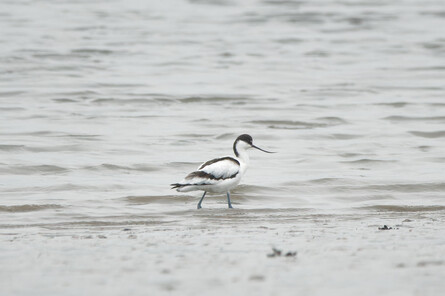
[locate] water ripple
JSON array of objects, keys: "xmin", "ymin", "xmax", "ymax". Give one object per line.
[
  {"xmin": 248, "ymin": 120, "xmax": 327, "ymax": 129},
  {"xmin": 83, "ymin": 164, "xmax": 159, "ymax": 172},
  {"xmin": 0, "ymin": 165, "xmax": 69, "ymax": 175},
  {"xmin": 409, "ymin": 131, "xmax": 445, "ymax": 138},
  {"xmin": 0, "ymin": 204, "xmax": 63, "ymax": 213},
  {"xmin": 384, "ymin": 116, "xmax": 445, "ymax": 122},
  {"xmin": 179, "ymin": 96, "xmax": 250, "ymax": 104},
  {"xmin": 358, "ymin": 205, "xmax": 445, "ymax": 212}
]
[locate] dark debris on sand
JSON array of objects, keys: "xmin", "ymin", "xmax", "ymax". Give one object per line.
[
  {"xmin": 378, "ymin": 225, "xmax": 393, "ymax": 230},
  {"xmin": 267, "ymin": 248, "xmax": 297, "ymax": 258}
]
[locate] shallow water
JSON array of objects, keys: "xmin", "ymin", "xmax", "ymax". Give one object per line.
[{"xmin": 1, "ymin": 0, "xmax": 445, "ymax": 295}]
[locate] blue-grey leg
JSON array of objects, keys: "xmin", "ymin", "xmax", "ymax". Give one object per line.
[
  {"xmin": 227, "ymin": 192, "xmax": 233, "ymax": 209},
  {"xmin": 197, "ymin": 191, "xmax": 206, "ymax": 209}
]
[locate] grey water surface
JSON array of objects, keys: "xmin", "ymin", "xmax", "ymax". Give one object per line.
[{"xmin": 1, "ymin": 0, "xmax": 445, "ymax": 295}]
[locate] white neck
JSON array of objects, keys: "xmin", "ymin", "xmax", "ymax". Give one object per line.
[
  {"xmin": 236, "ymin": 148, "xmax": 249, "ymax": 164},
  {"xmin": 234, "ymin": 141, "xmax": 251, "ymax": 164}
]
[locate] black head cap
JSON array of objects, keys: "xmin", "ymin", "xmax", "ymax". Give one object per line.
[{"xmin": 236, "ymin": 134, "xmax": 253, "ymax": 145}]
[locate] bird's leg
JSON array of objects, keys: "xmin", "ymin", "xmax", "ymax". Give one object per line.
[
  {"xmin": 227, "ymin": 192, "xmax": 233, "ymax": 209},
  {"xmin": 197, "ymin": 191, "xmax": 206, "ymax": 209}
]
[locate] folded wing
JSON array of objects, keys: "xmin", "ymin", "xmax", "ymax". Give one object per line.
[
  {"xmin": 185, "ymin": 157, "xmax": 240, "ymax": 184},
  {"xmin": 171, "ymin": 157, "xmax": 240, "ymax": 190}
]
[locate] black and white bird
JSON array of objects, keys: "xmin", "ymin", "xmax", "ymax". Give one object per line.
[{"xmin": 171, "ymin": 134, "xmax": 274, "ymax": 209}]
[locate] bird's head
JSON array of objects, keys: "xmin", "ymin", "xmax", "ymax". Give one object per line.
[{"xmin": 233, "ymin": 134, "xmax": 275, "ymax": 157}]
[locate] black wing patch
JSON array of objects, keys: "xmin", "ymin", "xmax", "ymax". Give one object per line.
[
  {"xmin": 199, "ymin": 157, "xmax": 240, "ymax": 170},
  {"xmin": 186, "ymin": 170, "xmax": 237, "ymax": 181}
]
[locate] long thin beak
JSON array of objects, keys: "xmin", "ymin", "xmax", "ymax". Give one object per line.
[{"xmin": 251, "ymin": 144, "xmax": 276, "ymax": 153}]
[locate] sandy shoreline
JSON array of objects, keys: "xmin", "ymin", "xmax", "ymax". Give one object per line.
[{"xmin": 1, "ymin": 207, "xmax": 444, "ymax": 296}]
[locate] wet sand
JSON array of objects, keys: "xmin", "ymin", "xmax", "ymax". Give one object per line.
[{"xmin": 1, "ymin": 205, "xmax": 445, "ymax": 296}]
